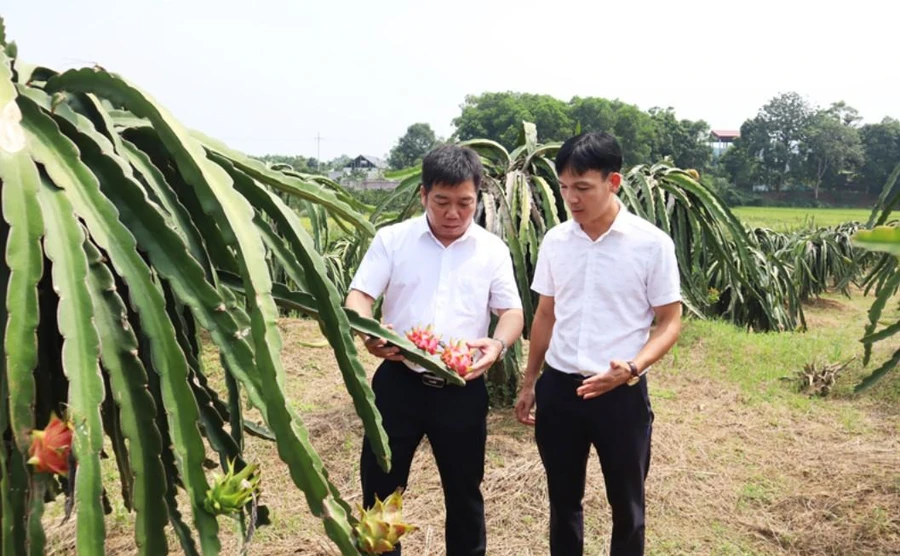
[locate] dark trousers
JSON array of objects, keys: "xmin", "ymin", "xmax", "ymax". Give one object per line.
[
  {"xmin": 360, "ymin": 360, "xmax": 489, "ymax": 556},
  {"xmin": 535, "ymin": 366, "xmax": 654, "ymax": 556}
]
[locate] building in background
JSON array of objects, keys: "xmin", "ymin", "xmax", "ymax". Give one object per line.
[{"xmin": 709, "ymin": 129, "xmax": 740, "ymax": 159}]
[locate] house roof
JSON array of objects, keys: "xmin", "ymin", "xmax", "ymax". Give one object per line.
[
  {"xmin": 711, "ymin": 130, "xmax": 740, "ymax": 140},
  {"xmin": 353, "ymin": 154, "xmax": 387, "ymax": 168}
]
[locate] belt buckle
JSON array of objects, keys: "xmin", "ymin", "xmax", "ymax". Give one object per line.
[{"xmin": 421, "ymin": 373, "xmax": 446, "ymax": 388}]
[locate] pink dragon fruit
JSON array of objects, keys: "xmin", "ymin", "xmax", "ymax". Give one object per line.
[
  {"xmin": 440, "ymin": 339, "xmax": 477, "ymax": 377},
  {"xmin": 405, "ymin": 324, "xmax": 441, "ymax": 355}
]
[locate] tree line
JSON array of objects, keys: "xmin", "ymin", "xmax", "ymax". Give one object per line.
[{"xmin": 257, "ymin": 91, "xmax": 900, "ymax": 200}]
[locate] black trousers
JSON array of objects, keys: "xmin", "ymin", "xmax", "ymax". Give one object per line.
[
  {"xmin": 534, "ymin": 366, "xmax": 654, "ymax": 556},
  {"xmin": 360, "ymin": 360, "xmax": 489, "ymax": 556}
]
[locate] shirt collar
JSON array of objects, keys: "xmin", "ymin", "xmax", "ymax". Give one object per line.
[
  {"xmin": 568, "ymin": 196, "xmax": 632, "ymax": 242},
  {"xmin": 415, "ymin": 214, "xmax": 476, "ymax": 247}
]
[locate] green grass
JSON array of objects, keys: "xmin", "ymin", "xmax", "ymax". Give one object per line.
[
  {"xmin": 672, "ymin": 290, "xmax": 900, "ymax": 407},
  {"xmin": 732, "ymin": 206, "xmax": 873, "ymax": 230}
]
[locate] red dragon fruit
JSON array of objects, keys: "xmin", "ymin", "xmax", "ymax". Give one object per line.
[
  {"xmin": 405, "ymin": 324, "xmax": 441, "ymax": 355},
  {"xmin": 440, "ymin": 339, "xmax": 477, "ymax": 377},
  {"xmin": 27, "ymin": 413, "xmax": 73, "ymax": 476}
]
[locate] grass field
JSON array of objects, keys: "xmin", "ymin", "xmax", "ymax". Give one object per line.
[
  {"xmin": 43, "ymin": 288, "xmax": 900, "ymax": 555},
  {"xmin": 732, "ymin": 207, "xmax": 874, "ymax": 230}
]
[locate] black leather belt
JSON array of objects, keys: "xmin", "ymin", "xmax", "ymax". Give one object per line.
[{"xmin": 393, "ymin": 362, "xmax": 447, "ymax": 388}]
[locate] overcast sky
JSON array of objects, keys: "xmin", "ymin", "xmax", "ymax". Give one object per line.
[{"xmin": 4, "ymin": 0, "xmax": 897, "ymax": 160}]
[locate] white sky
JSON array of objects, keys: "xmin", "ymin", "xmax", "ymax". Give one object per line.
[{"xmin": 4, "ymin": 0, "xmax": 897, "ymax": 160}]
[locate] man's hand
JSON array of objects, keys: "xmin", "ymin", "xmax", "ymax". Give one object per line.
[
  {"xmin": 362, "ymin": 324, "xmax": 405, "ymax": 362},
  {"xmin": 515, "ymin": 383, "xmax": 536, "ymax": 425},
  {"xmin": 575, "ymin": 360, "xmax": 631, "ymax": 400},
  {"xmin": 463, "ymin": 338, "xmax": 503, "ymax": 381}
]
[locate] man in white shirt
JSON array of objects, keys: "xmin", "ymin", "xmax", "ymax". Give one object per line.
[
  {"xmin": 514, "ymin": 132, "xmax": 682, "ymax": 555},
  {"xmin": 346, "ymin": 144, "xmax": 525, "ymax": 556}
]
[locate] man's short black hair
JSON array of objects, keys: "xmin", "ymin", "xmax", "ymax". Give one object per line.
[
  {"xmin": 421, "ymin": 144, "xmax": 483, "ymax": 194},
  {"xmin": 555, "ymin": 132, "xmax": 623, "ymax": 177}
]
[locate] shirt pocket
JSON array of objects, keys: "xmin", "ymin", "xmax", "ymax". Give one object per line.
[{"xmin": 454, "ymin": 274, "xmax": 490, "ymax": 318}]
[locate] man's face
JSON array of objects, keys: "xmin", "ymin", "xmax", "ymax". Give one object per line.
[
  {"xmin": 420, "ymin": 180, "xmax": 478, "ymax": 242},
  {"xmin": 558, "ymin": 169, "xmax": 621, "ymax": 225}
]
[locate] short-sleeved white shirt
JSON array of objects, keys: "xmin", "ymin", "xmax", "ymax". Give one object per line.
[
  {"xmin": 349, "ymin": 215, "xmax": 522, "ymax": 371},
  {"xmin": 531, "ymin": 197, "xmax": 681, "ymax": 375}
]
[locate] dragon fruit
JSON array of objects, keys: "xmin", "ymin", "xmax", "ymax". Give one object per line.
[
  {"xmin": 27, "ymin": 413, "xmax": 73, "ymax": 476},
  {"xmin": 405, "ymin": 324, "xmax": 441, "ymax": 355},
  {"xmin": 203, "ymin": 458, "xmax": 261, "ymax": 516},
  {"xmin": 354, "ymin": 488, "xmax": 417, "ymax": 554},
  {"xmin": 440, "ymin": 339, "xmax": 477, "ymax": 377}
]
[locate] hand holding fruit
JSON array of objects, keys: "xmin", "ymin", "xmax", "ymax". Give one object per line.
[
  {"xmin": 462, "ymin": 337, "xmax": 504, "ymax": 381},
  {"xmin": 364, "ymin": 324, "xmax": 405, "ymax": 362}
]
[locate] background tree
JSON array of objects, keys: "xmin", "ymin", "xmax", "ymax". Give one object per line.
[
  {"xmin": 452, "ymin": 92, "xmax": 572, "ymax": 148},
  {"xmin": 647, "ymin": 107, "xmax": 713, "ymax": 172},
  {"xmin": 387, "ymin": 122, "xmax": 437, "ymax": 169},
  {"xmin": 736, "ymin": 92, "xmax": 815, "ymax": 191},
  {"xmin": 803, "ymin": 107, "xmax": 864, "ymax": 199},
  {"xmin": 859, "ymin": 118, "xmax": 900, "ymax": 195},
  {"xmin": 568, "ymin": 97, "xmax": 654, "ymax": 166}
]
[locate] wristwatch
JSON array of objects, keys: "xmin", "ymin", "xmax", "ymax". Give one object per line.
[
  {"xmin": 493, "ymin": 338, "xmax": 508, "ymax": 358},
  {"xmin": 626, "ymin": 361, "xmax": 642, "ymax": 386}
]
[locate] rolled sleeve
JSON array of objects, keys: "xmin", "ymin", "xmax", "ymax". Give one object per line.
[
  {"xmin": 647, "ymin": 237, "xmax": 681, "ymax": 307},
  {"xmin": 348, "ymin": 231, "xmax": 392, "ymax": 299},
  {"xmin": 489, "ymin": 248, "xmax": 523, "ymax": 310}
]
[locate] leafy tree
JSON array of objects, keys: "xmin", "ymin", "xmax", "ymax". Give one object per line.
[
  {"xmin": 825, "ymin": 100, "xmax": 863, "ymax": 127},
  {"xmin": 568, "ymin": 97, "xmax": 654, "ymax": 166},
  {"xmin": 719, "ymin": 140, "xmax": 760, "ymax": 190},
  {"xmin": 452, "ymin": 92, "xmax": 572, "ymax": 148},
  {"xmin": 859, "ymin": 118, "xmax": 900, "ymax": 194},
  {"xmin": 740, "ymin": 92, "xmax": 815, "ymax": 191},
  {"xmin": 804, "ymin": 109, "xmax": 864, "ymax": 198},
  {"xmin": 647, "ymin": 107, "xmax": 712, "ymax": 171},
  {"xmin": 387, "ymin": 122, "xmax": 437, "ymax": 169}
]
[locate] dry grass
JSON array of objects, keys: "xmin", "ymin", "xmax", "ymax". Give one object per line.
[{"xmin": 44, "ymin": 291, "xmax": 900, "ymax": 555}]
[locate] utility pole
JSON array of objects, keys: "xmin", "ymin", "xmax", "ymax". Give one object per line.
[{"xmin": 315, "ymin": 132, "xmax": 322, "ymax": 170}]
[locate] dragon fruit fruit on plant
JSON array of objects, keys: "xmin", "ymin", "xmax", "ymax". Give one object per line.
[
  {"xmin": 203, "ymin": 458, "xmax": 262, "ymax": 516},
  {"xmin": 27, "ymin": 413, "xmax": 74, "ymax": 476},
  {"xmin": 354, "ymin": 488, "xmax": 417, "ymax": 554},
  {"xmin": 441, "ymin": 339, "xmax": 478, "ymax": 377},
  {"xmin": 405, "ymin": 324, "xmax": 442, "ymax": 355}
]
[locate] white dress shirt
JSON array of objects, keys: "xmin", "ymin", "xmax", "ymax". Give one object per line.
[
  {"xmin": 531, "ymin": 198, "xmax": 681, "ymax": 375},
  {"xmin": 349, "ymin": 215, "xmax": 522, "ymax": 371}
]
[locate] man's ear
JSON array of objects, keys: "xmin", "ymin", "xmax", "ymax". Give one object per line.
[
  {"xmin": 419, "ymin": 184, "xmax": 427, "ymax": 207},
  {"xmin": 609, "ymin": 172, "xmax": 623, "ymax": 191}
]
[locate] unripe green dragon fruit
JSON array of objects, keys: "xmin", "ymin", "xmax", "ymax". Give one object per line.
[
  {"xmin": 203, "ymin": 458, "xmax": 261, "ymax": 516},
  {"xmin": 354, "ymin": 488, "xmax": 417, "ymax": 554}
]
